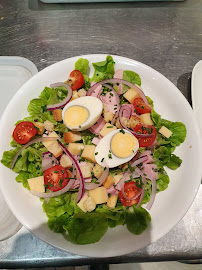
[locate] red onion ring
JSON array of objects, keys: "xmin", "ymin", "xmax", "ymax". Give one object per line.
[
  {"xmin": 84, "ymin": 167, "xmax": 109, "ymax": 190},
  {"xmin": 87, "ymin": 78, "xmax": 150, "ymax": 106},
  {"xmin": 131, "ymin": 155, "xmax": 148, "ymax": 167},
  {"xmin": 10, "ymin": 137, "xmax": 60, "ymax": 170},
  {"xmin": 146, "ymin": 179, "xmax": 157, "ymax": 210},
  {"xmin": 119, "ymin": 105, "xmax": 154, "ymax": 138},
  {"xmin": 46, "ymin": 82, "xmax": 72, "ymax": 111},
  {"xmin": 58, "ymin": 141, "xmax": 84, "ymax": 202}
]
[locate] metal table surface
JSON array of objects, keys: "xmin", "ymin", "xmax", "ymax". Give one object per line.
[{"xmin": 0, "ymin": 0, "xmax": 201, "ymax": 267}]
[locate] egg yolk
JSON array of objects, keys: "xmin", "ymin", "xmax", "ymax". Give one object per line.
[
  {"xmin": 111, "ymin": 133, "xmax": 137, "ymax": 158},
  {"xmin": 64, "ymin": 106, "xmax": 89, "ymax": 128}
]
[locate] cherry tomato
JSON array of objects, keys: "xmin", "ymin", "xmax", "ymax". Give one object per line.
[
  {"xmin": 119, "ymin": 181, "xmax": 141, "ymax": 207},
  {"xmin": 44, "ymin": 165, "xmax": 72, "ymax": 192},
  {"xmin": 133, "ymin": 123, "xmax": 157, "ymax": 147},
  {"xmin": 134, "ymin": 98, "xmax": 152, "ymax": 114},
  {"xmin": 13, "ymin": 121, "xmax": 37, "ymax": 145},
  {"xmin": 67, "ymin": 70, "xmax": 84, "ymax": 90}
]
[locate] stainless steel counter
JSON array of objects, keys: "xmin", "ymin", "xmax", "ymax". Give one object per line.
[{"xmin": 0, "ymin": 0, "xmax": 201, "ymax": 267}]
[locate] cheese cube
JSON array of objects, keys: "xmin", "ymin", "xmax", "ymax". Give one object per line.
[
  {"xmin": 99, "ymin": 123, "xmax": 117, "ymax": 137},
  {"xmin": 139, "ymin": 113, "xmax": 153, "ymax": 125},
  {"xmin": 107, "ymin": 195, "xmax": 118, "ymax": 209},
  {"xmin": 113, "ymin": 173, "xmax": 124, "ymax": 185},
  {"xmin": 123, "ymin": 88, "xmax": 141, "ymax": 104},
  {"xmin": 67, "ymin": 143, "xmax": 84, "ymax": 155},
  {"xmin": 28, "ymin": 176, "xmax": 45, "ymax": 193},
  {"xmin": 81, "ymin": 145, "xmax": 97, "ymax": 163},
  {"xmin": 89, "ymin": 187, "xmax": 108, "ymax": 204},
  {"xmin": 159, "ymin": 126, "xmax": 173, "ymax": 139},
  {"xmin": 60, "ymin": 154, "xmax": 73, "ymax": 168},
  {"xmin": 42, "ymin": 131, "xmax": 59, "ymax": 149},
  {"xmin": 80, "ymin": 164, "xmax": 93, "ymax": 178},
  {"xmin": 103, "ymin": 175, "xmax": 114, "ymax": 189},
  {"xmin": 77, "ymin": 193, "xmax": 89, "ymax": 212}
]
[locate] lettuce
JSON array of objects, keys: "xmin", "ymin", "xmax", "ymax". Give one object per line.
[
  {"xmin": 75, "ymin": 58, "xmax": 89, "ymax": 75},
  {"xmin": 1, "ymin": 146, "xmax": 21, "ymax": 168},
  {"xmin": 81, "ymin": 130, "xmax": 97, "ymax": 146},
  {"xmin": 126, "ymin": 206, "xmax": 151, "ymax": 235},
  {"xmin": 64, "ymin": 212, "xmax": 108, "ymax": 244},
  {"xmin": 91, "ymin": 55, "xmax": 115, "ymax": 83},
  {"xmin": 122, "ymin": 70, "xmax": 141, "ymax": 93},
  {"xmin": 156, "ymin": 169, "xmax": 169, "ymax": 191},
  {"xmin": 16, "ymin": 172, "xmax": 31, "ymax": 190}
]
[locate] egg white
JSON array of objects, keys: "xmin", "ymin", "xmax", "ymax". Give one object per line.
[
  {"xmin": 95, "ymin": 129, "xmax": 139, "ymax": 168},
  {"xmin": 62, "ymin": 96, "xmax": 103, "ymax": 131}
]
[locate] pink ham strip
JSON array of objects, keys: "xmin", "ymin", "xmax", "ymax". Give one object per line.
[
  {"xmin": 122, "ymin": 104, "xmax": 139, "ymax": 117},
  {"xmin": 113, "ymin": 69, "xmax": 123, "ymax": 94},
  {"xmin": 92, "ymin": 137, "xmax": 101, "ymax": 145},
  {"xmin": 90, "ymin": 82, "xmax": 102, "ymax": 97},
  {"xmin": 71, "ymin": 180, "xmax": 80, "ymax": 189},
  {"xmin": 100, "ymin": 92, "xmax": 118, "ymax": 114},
  {"xmin": 84, "ymin": 177, "xmax": 92, "ymax": 183},
  {"xmin": 143, "ymin": 164, "xmax": 158, "ymax": 181},
  {"xmin": 89, "ymin": 116, "xmax": 105, "ymax": 135},
  {"xmin": 107, "ymin": 185, "xmax": 118, "ymax": 196}
]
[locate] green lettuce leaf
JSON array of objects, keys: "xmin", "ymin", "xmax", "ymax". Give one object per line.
[
  {"xmin": 27, "ymin": 99, "xmax": 47, "ymax": 116},
  {"xmin": 126, "ymin": 206, "xmax": 151, "ymax": 235},
  {"xmin": 122, "ymin": 70, "xmax": 141, "ymax": 93},
  {"xmin": 48, "ymin": 213, "xmax": 71, "ymax": 234},
  {"xmin": 1, "ymin": 146, "xmax": 21, "ymax": 168},
  {"xmin": 91, "ymin": 55, "xmax": 115, "ymax": 82},
  {"xmin": 81, "ymin": 130, "xmax": 97, "ymax": 146},
  {"xmin": 156, "ymin": 169, "xmax": 169, "ymax": 192},
  {"xmin": 64, "ymin": 212, "xmax": 108, "ymax": 244},
  {"xmin": 16, "ymin": 171, "xmax": 31, "ymax": 190},
  {"xmin": 75, "ymin": 58, "xmax": 89, "ymax": 75}
]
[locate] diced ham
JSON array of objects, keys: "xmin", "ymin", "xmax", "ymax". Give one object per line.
[
  {"xmin": 143, "ymin": 163, "xmax": 158, "ymax": 181},
  {"xmin": 113, "ymin": 69, "xmax": 123, "ymax": 94},
  {"xmin": 100, "ymin": 92, "xmax": 117, "ymax": 114},
  {"xmin": 71, "ymin": 180, "xmax": 80, "ymax": 189},
  {"xmin": 84, "ymin": 177, "xmax": 92, "ymax": 183},
  {"xmin": 90, "ymin": 82, "xmax": 102, "ymax": 97},
  {"xmin": 92, "ymin": 137, "xmax": 101, "ymax": 145},
  {"xmin": 107, "ymin": 185, "xmax": 118, "ymax": 196},
  {"xmin": 89, "ymin": 116, "xmax": 105, "ymax": 135}
]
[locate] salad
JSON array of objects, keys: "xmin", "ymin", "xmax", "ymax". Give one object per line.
[{"xmin": 1, "ymin": 56, "xmax": 186, "ymax": 245}]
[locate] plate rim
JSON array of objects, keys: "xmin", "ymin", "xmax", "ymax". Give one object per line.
[{"xmin": 0, "ymin": 54, "xmax": 202, "ymax": 257}]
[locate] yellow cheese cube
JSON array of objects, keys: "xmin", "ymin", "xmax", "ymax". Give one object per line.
[
  {"xmin": 42, "ymin": 131, "xmax": 59, "ymax": 149},
  {"xmin": 89, "ymin": 187, "xmax": 108, "ymax": 204},
  {"xmin": 139, "ymin": 113, "xmax": 153, "ymax": 125},
  {"xmin": 28, "ymin": 176, "xmax": 45, "ymax": 193},
  {"xmin": 113, "ymin": 173, "xmax": 124, "ymax": 185},
  {"xmin": 67, "ymin": 143, "xmax": 84, "ymax": 156},
  {"xmin": 99, "ymin": 123, "xmax": 117, "ymax": 137},
  {"xmin": 159, "ymin": 126, "xmax": 172, "ymax": 139},
  {"xmin": 77, "ymin": 193, "xmax": 89, "ymax": 212},
  {"xmin": 123, "ymin": 88, "xmax": 141, "ymax": 104},
  {"xmin": 81, "ymin": 145, "xmax": 97, "ymax": 163}
]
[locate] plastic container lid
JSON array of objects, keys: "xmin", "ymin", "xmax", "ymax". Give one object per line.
[{"xmin": 0, "ymin": 56, "xmax": 38, "ymax": 241}]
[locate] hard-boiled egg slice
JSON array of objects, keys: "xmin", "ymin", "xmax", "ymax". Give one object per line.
[
  {"xmin": 95, "ymin": 129, "xmax": 139, "ymax": 168},
  {"xmin": 62, "ymin": 96, "xmax": 103, "ymax": 131}
]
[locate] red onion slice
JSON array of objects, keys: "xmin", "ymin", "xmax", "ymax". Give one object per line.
[
  {"xmin": 58, "ymin": 141, "xmax": 84, "ymax": 202},
  {"xmin": 84, "ymin": 167, "xmax": 109, "ymax": 190},
  {"xmin": 119, "ymin": 105, "xmax": 154, "ymax": 138},
  {"xmin": 131, "ymin": 155, "xmax": 148, "ymax": 167},
  {"xmin": 46, "ymin": 82, "xmax": 72, "ymax": 111},
  {"xmin": 10, "ymin": 137, "xmax": 60, "ymax": 170},
  {"xmin": 146, "ymin": 179, "xmax": 157, "ymax": 210},
  {"xmin": 87, "ymin": 78, "xmax": 150, "ymax": 106}
]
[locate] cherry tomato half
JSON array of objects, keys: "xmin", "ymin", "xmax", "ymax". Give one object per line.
[
  {"xmin": 13, "ymin": 121, "xmax": 37, "ymax": 145},
  {"xmin": 133, "ymin": 123, "xmax": 157, "ymax": 147},
  {"xmin": 119, "ymin": 181, "xmax": 141, "ymax": 207},
  {"xmin": 44, "ymin": 165, "xmax": 72, "ymax": 192},
  {"xmin": 134, "ymin": 98, "xmax": 152, "ymax": 114},
  {"xmin": 67, "ymin": 70, "xmax": 84, "ymax": 91}
]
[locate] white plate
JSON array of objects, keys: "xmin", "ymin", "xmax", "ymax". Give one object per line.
[
  {"xmin": 0, "ymin": 54, "xmax": 201, "ymax": 257},
  {"xmin": 192, "ymin": 60, "xmax": 202, "ymax": 135}
]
